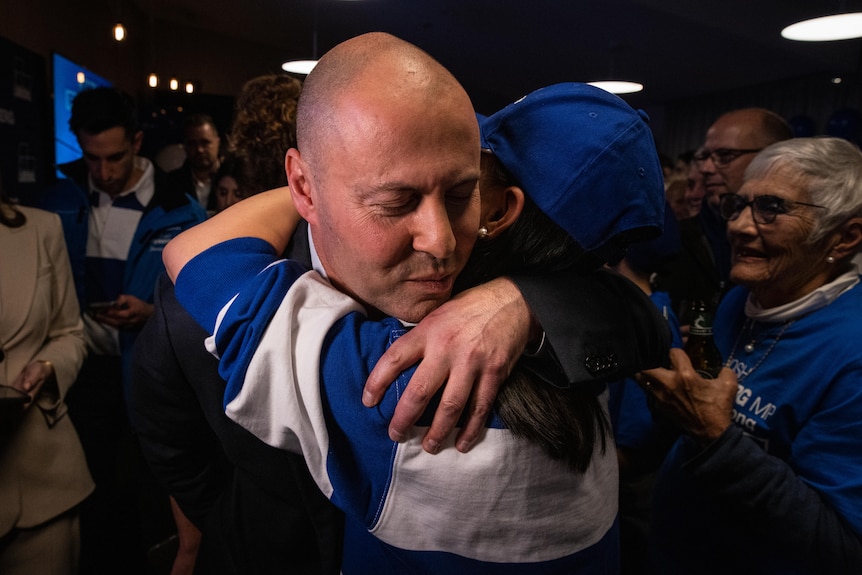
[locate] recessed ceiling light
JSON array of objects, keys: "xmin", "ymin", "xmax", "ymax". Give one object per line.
[
  {"xmin": 282, "ymin": 60, "xmax": 319, "ymax": 75},
  {"xmin": 781, "ymin": 13, "xmax": 862, "ymax": 41},
  {"xmin": 586, "ymin": 81, "xmax": 644, "ymax": 95}
]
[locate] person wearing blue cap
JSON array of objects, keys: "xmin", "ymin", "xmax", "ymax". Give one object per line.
[{"xmin": 160, "ymin": 55, "xmax": 670, "ymax": 571}]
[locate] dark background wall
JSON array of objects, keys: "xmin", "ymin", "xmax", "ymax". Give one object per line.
[{"xmin": 1, "ymin": 0, "xmax": 860, "ymax": 202}]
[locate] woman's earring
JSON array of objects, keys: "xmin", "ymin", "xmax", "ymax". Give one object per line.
[
  {"xmin": 478, "ymin": 226, "xmax": 489, "ymax": 238},
  {"xmin": 826, "ymin": 255, "xmax": 836, "ymax": 264}
]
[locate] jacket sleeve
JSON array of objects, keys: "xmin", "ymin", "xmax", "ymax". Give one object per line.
[
  {"xmin": 683, "ymin": 426, "xmax": 862, "ymax": 573},
  {"xmin": 130, "ymin": 274, "xmax": 230, "ymax": 527},
  {"xmin": 511, "ymin": 268, "xmax": 671, "ymax": 386},
  {"xmin": 34, "ymin": 212, "xmax": 87, "ymax": 414}
]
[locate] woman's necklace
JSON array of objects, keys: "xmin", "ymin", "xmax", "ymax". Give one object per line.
[{"xmin": 725, "ymin": 318, "xmax": 795, "ymax": 383}]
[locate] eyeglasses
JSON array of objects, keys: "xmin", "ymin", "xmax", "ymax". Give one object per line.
[
  {"xmin": 719, "ymin": 193, "xmax": 827, "ymax": 225},
  {"xmin": 693, "ymin": 148, "xmax": 762, "ymax": 168}
]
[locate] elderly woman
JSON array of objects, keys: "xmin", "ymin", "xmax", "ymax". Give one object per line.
[{"xmin": 641, "ymin": 137, "xmax": 862, "ymax": 574}]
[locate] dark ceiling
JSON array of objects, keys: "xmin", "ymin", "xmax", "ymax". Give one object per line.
[{"xmin": 139, "ymin": 0, "xmax": 862, "ymax": 114}]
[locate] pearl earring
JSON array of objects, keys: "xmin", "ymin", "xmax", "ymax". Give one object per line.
[
  {"xmin": 826, "ymin": 256, "xmax": 835, "ymax": 264},
  {"xmin": 478, "ymin": 226, "xmax": 489, "ymax": 238}
]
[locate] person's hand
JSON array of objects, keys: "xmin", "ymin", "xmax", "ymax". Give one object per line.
[
  {"xmin": 169, "ymin": 496, "xmax": 201, "ymax": 575},
  {"xmin": 95, "ymin": 294, "xmax": 154, "ymax": 331},
  {"xmin": 364, "ymin": 277, "xmax": 536, "ymax": 454},
  {"xmin": 637, "ymin": 348, "xmax": 737, "ymax": 447},
  {"xmin": 11, "ymin": 359, "xmax": 53, "ymax": 403}
]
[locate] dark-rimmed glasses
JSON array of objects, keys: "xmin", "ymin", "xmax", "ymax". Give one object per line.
[
  {"xmin": 719, "ymin": 193, "xmax": 827, "ymax": 225},
  {"xmin": 693, "ymin": 148, "xmax": 762, "ymax": 168}
]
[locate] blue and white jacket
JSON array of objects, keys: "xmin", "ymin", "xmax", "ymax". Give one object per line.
[
  {"xmin": 38, "ymin": 159, "xmax": 206, "ymax": 389},
  {"xmin": 176, "ymin": 237, "xmax": 620, "ymax": 575}
]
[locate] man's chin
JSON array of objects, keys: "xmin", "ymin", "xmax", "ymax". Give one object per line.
[{"xmin": 390, "ymin": 296, "xmax": 450, "ymax": 324}]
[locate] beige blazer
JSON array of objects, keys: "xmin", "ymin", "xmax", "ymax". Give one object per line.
[{"xmin": 0, "ymin": 205, "xmax": 94, "ymax": 534}]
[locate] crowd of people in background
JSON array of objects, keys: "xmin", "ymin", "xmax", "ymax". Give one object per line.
[{"xmin": 1, "ymin": 30, "xmax": 861, "ymax": 575}]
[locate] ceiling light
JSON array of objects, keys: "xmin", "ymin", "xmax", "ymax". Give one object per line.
[
  {"xmin": 282, "ymin": 60, "xmax": 318, "ymax": 75},
  {"xmin": 586, "ymin": 81, "xmax": 644, "ymax": 95},
  {"xmin": 147, "ymin": 73, "xmax": 159, "ymax": 88},
  {"xmin": 169, "ymin": 77, "xmax": 179, "ymax": 91},
  {"xmin": 185, "ymin": 82, "xmax": 195, "ymax": 94},
  {"xmin": 781, "ymin": 13, "xmax": 862, "ymax": 41}
]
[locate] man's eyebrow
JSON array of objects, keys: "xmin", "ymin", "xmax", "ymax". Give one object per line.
[{"xmin": 359, "ymin": 177, "xmax": 477, "ymax": 199}]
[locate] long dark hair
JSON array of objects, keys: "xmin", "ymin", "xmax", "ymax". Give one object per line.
[
  {"xmin": 454, "ymin": 153, "xmax": 610, "ymax": 473},
  {"xmin": 0, "ymin": 172, "xmax": 26, "ymax": 229}
]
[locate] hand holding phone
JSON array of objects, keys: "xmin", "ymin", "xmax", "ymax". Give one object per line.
[{"xmin": 88, "ymin": 300, "xmax": 117, "ymax": 313}]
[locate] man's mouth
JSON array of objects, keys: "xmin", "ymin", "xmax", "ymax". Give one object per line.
[{"xmin": 407, "ymin": 273, "xmax": 454, "ymax": 292}]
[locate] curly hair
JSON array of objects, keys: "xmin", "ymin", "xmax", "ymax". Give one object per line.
[{"xmin": 226, "ymin": 74, "xmax": 303, "ymax": 193}]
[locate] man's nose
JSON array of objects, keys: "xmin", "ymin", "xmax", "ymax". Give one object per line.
[
  {"xmin": 412, "ymin": 200, "xmax": 456, "ymax": 259},
  {"xmin": 98, "ymin": 162, "xmax": 111, "ymax": 181}
]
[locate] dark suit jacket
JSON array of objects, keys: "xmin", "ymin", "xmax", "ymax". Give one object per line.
[
  {"xmin": 130, "ymin": 222, "xmax": 343, "ymax": 575},
  {"xmin": 513, "ymin": 268, "xmax": 671, "ymax": 386},
  {"xmin": 169, "ymin": 161, "xmax": 206, "ymax": 207},
  {"xmin": 654, "ymin": 211, "xmax": 731, "ymax": 316}
]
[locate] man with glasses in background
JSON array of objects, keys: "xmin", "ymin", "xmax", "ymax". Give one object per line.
[{"xmin": 656, "ymin": 108, "xmax": 793, "ymax": 318}]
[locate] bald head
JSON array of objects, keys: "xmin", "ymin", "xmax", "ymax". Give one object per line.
[
  {"xmin": 296, "ymin": 32, "xmax": 474, "ymax": 167},
  {"xmin": 707, "ymin": 108, "xmax": 793, "ymax": 151},
  {"xmin": 699, "ymin": 107, "xmax": 793, "ymax": 200}
]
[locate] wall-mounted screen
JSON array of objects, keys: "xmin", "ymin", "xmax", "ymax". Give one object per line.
[
  {"xmin": 52, "ymin": 52, "xmax": 112, "ymax": 173},
  {"xmin": 0, "ymin": 36, "xmax": 48, "ymax": 205}
]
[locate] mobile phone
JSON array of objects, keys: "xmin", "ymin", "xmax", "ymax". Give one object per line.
[
  {"xmin": 88, "ymin": 300, "xmax": 117, "ymax": 312},
  {"xmin": 0, "ymin": 385, "xmax": 31, "ymax": 406}
]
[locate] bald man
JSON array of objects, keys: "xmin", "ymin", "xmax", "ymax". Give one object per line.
[
  {"xmin": 698, "ymin": 108, "xmax": 794, "ymax": 206},
  {"xmin": 656, "ymin": 108, "xmax": 793, "ymax": 313}
]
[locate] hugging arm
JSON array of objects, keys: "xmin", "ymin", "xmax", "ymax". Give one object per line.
[
  {"xmin": 163, "ymin": 187, "xmax": 300, "ymax": 281},
  {"xmin": 365, "ymin": 267, "xmax": 672, "ymax": 453},
  {"xmin": 364, "ymin": 277, "xmax": 535, "ymax": 454}
]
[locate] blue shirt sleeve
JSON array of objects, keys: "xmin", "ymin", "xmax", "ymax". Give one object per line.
[{"xmin": 175, "ymin": 237, "xmax": 309, "ymax": 406}]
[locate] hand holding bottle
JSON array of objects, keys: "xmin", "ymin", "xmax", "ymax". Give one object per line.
[{"xmin": 683, "ymin": 300, "xmax": 723, "ymax": 379}]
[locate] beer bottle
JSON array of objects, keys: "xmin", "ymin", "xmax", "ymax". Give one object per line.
[{"xmin": 683, "ymin": 300, "xmax": 723, "ymax": 379}]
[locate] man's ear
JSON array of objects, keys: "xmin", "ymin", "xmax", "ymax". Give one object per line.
[
  {"xmin": 484, "ymin": 185, "xmax": 525, "ymax": 239},
  {"xmin": 132, "ymin": 131, "xmax": 143, "ymax": 154},
  {"xmin": 830, "ymin": 217, "xmax": 862, "ymax": 262},
  {"xmin": 285, "ymin": 148, "xmax": 317, "ymax": 224}
]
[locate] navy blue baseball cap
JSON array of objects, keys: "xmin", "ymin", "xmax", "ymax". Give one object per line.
[{"xmin": 479, "ymin": 83, "xmax": 665, "ymax": 262}]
